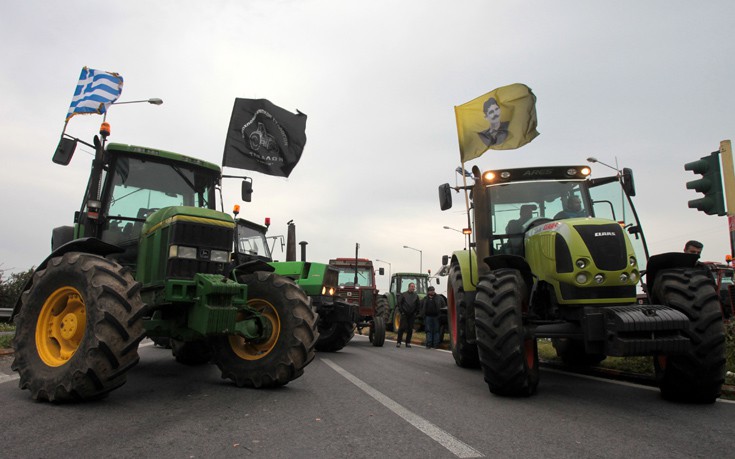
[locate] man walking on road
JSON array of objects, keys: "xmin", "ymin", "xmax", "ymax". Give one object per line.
[
  {"xmin": 421, "ymin": 286, "xmax": 445, "ymax": 349},
  {"xmin": 396, "ymin": 282, "xmax": 420, "ymax": 348}
]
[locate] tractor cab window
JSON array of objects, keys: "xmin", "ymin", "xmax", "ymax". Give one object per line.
[
  {"xmin": 100, "ymin": 155, "xmax": 218, "ymax": 248},
  {"xmin": 335, "ymin": 267, "xmax": 373, "ymax": 287},
  {"xmin": 488, "ymin": 181, "xmax": 587, "ymax": 255},
  {"xmin": 393, "ymin": 276, "xmax": 427, "ymax": 294},
  {"xmin": 234, "ymin": 222, "xmax": 271, "ymax": 260}
]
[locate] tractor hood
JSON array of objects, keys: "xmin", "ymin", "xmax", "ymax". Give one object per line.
[{"xmin": 524, "ymin": 217, "xmax": 641, "ymax": 304}]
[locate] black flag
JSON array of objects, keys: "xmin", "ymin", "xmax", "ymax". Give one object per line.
[{"xmin": 222, "ymin": 98, "xmax": 307, "ymax": 177}]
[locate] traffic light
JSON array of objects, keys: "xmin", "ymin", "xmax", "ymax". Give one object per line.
[{"xmin": 684, "ymin": 151, "xmax": 726, "ymax": 216}]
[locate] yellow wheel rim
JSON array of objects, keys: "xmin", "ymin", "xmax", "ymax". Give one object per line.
[
  {"xmin": 228, "ymin": 299, "xmax": 281, "ymax": 361},
  {"xmin": 35, "ymin": 286, "xmax": 86, "ymax": 367}
]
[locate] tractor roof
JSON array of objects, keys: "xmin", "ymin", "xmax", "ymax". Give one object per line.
[{"xmin": 107, "ymin": 143, "xmax": 221, "ymax": 173}]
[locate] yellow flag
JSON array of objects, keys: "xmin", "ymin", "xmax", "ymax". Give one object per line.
[{"xmin": 455, "ymin": 83, "xmax": 539, "ymax": 162}]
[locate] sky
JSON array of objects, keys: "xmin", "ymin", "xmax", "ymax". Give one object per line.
[{"xmin": 1, "ymin": 0, "xmax": 734, "ymax": 293}]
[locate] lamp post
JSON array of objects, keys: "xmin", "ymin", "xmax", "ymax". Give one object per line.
[
  {"xmin": 443, "ymin": 226, "xmax": 469, "ymax": 249},
  {"xmin": 402, "ymin": 245, "xmax": 422, "ymax": 273},
  {"xmin": 443, "ymin": 225, "xmax": 462, "ymax": 233},
  {"xmin": 586, "ymin": 156, "xmax": 619, "ymax": 173},
  {"xmin": 112, "ymin": 98, "xmax": 164, "ymax": 106}
]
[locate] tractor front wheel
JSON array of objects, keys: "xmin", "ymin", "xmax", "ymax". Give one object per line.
[
  {"xmin": 475, "ymin": 269, "xmax": 538, "ymax": 396},
  {"xmin": 652, "ymin": 268, "xmax": 726, "ymax": 403},
  {"xmin": 12, "ymin": 252, "xmax": 146, "ymax": 402},
  {"xmin": 315, "ymin": 320, "xmax": 354, "ymax": 352},
  {"xmin": 211, "ymin": 271, "xmax": 318, "ymax": 388},
  {"xmin": 369, "ymin": 316, "xmax": 386, "ymax": 347}
]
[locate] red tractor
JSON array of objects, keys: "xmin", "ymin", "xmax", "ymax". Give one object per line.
[{"xmin": 328, "ymin": 254, "xmax": 388, "ymax": 346}]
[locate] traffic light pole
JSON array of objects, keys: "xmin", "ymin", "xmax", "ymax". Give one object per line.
[{"xmin": 720, "ymin": 140, "xmax": 735, "ymax": 257}]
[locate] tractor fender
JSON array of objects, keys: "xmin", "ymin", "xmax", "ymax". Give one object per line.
[
  {"xmin": 226, "ymin": 259, "xmax": 275, "ymax": 280},
  {"xmin": 11, "ymin": 237, "xmax": 124, "ymax": 319},
  {"xmin": 645, "ymin": 252, "xmax": 704, "ymax": 302},
  {"xmin": 451, "ymin": 250, "xmax": 480, "ymax": 293},
  {"xmin": 484, "ymin": 254, "xmax": 534, "ymax": 293}
]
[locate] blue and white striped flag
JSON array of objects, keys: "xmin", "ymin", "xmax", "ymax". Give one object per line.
[{"xmin": 65, "ymin": 67, "xmax": 124, "ymax": 122}]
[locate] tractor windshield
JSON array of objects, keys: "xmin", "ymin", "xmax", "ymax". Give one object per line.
[
  {"xmin": 335, "ymin": 267, "xmax": 374, "ymax": 287},
  {"xmin": 100, "ymin": 154, "xmax": 218, "ymax": 246},
  {"xmin": 489, "ymin": 180, "xmax": 589, "ymax": 235},
  {"xmin": 234, "ymin": 221, "xmax": 272, "ymax": 260},
  {"xmin": 391, "ymin": 276, "xmax": 428, "ymax": 295}
]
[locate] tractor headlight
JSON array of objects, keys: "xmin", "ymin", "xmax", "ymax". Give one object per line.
[
  {"xmin": 594, "ymin": 273, "xmax": 605, "ymax": 284},
  {"xmin": 619, "ymin": 273, "xmax": 629, "ymax": 282},
  {"xmin": 576, "ymin": 273, "xmax": 589, "ymax": 284},
  {"xmin": 629, "ymin": 256, "xmax": 637, "ymax": 267},
  {"xmin": 210, "ymin": 250, "xmax": 230, "ymax": 263},
  {"xmin": 630, "ymin": 271, "xmax": 638, "ymax": 283},
  {"xmin": 575, "ymin": 258, "xmax": 588, "ymax": 269},
  {"xmin": 169, "ymin": 245, "xmax": 197, "ymax": 259}
]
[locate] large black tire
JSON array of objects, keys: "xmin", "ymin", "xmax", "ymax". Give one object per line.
[
  {"xmin": 211, "ymin": 271, "xmax": 318, "ymax": 388},
  {"xmin": 12, "ymin": 252, "xmax": 146, "ymax": 402},
  {"xmin": 475, "ymin": 269, "xmax": 539, "ymax": 396},
  {"xmin": 652, "ymin": 268, "xmax": 726, "ymax": 403},
  {"xmin": 392, "ymin": 310, "xmax": 402, "ymax": 333},
  {"xmin": 551, "ymin": 338, "xmax": 606, "ymax": 367},
  {"xmin": 171, "ymin": 339, "xmax": 213, "ymax": 365},
  {"xmin": 315, "ymin": 321, "xmax": 354, "ymax": 352},
  {"xmin": 376, "ymin": 296, "xmax": 390, "ymax": 325},
  {"xmin": 370, "ymin": 316, "xmax": 386, "ymax": 347},
  {"xmin": 447, "ymin": 263, "xmax": 479, "ymax": 368}
]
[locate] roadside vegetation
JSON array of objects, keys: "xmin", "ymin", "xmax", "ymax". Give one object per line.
[{"xmin": 0, "ymin": 267, "xmax": 33, "ymax": 349}]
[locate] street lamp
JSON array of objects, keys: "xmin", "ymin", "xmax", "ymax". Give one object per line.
[
  {"xmin": 402, "ymin": 245, "xmax": 422, "ymax": 273},
  {"xmin": 112, "ymin": 98, "xmax": 164, "ymax": 106},
  {"xmin": 442, "ymin": 225, "xmax": 462, "ymax": 233},
  {"xmin": 375, "ymin": 258, "xmax": 392, "ymax": 279},
  {"xmin": 586, "ymin": 157, "xmax": 619, "ymax": 173}
]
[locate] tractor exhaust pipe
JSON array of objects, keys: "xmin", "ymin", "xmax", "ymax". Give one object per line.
[
  {"xmin": 286, "ymin": 221, "xmax": 296, "ymax": 262},
  {"xmin": 299, "ymin": 241, "xmax": 308, "ymax": 262}
]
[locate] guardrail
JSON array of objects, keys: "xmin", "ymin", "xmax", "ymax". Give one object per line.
[{"xmin": 0, "ymin": 308, "xmax": 12, "ymax": 321}]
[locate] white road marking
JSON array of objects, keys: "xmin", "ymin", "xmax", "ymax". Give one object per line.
[{"xmin": 321, "ymin": 358, "xmax": 484, "ymax": 458}]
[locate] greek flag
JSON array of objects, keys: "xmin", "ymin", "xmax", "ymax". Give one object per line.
[{"xmin": 65, "ymin": 67, "xmax": 124, "ymax": 122}]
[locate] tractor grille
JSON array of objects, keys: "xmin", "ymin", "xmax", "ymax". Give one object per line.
[
  {"xmin": 574, "ymin": 223, "xmax": 627, "ymax": 271},
  {"xmin": 166, "ymin": 220, "xmax": 233, "ymax": 279}
]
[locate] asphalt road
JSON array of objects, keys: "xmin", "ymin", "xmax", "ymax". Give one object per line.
[{"xmin": 1, "ymin": 336, "xmax": 734, "ymax": 458}]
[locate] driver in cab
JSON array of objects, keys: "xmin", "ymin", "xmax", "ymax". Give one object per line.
[{"xmin": 554, "ymin": 196, "xmax": 587, "ymax": 219}]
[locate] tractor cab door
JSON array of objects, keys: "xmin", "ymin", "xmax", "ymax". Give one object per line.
[{"xmin": 588, "ymin": 177, "xmax": 649, "ymax": 271}]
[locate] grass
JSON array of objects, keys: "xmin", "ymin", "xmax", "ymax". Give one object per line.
[{"xmin": 0, "ymin": 322, "xmax": 14, "ymax": 350}]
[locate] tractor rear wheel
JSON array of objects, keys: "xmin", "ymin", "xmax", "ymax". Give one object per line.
[
  {"xmin": 652, "ymin": 268, "xmax": 726, "ymax": 403},
  {"xmin": 370, "ymin": 316, "xmax": 386, "ymax": 347},
  {"xmin": 475, "ymin": 269, "xmax": 539, "ymax": 396},
  {"xmin": 212, "ymin": 271, "xmax": 318, "ymax": 388},
  {"xmin": 12, "ymin": 252, "xmax": 146, "ymax": 402},
  {"xmin": 447, "ymin": 262, "xmax": 479, "ymax": 368},
  {"xmin": 376, "ymin": 296, "xmax": 390, "ymax": 325},
  {"xmin": 172, "ymin": 339, "xmax": 213, "ymax": 365},
  {"xmin": 315, "ymin": 320, "xmax": 354, "ymax": 352}
]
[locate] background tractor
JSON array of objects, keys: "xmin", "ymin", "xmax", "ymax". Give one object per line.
[
  {"xmin": 329, "ymin": 253, "xmax": 388, "ymax": 346},
  {"xmin": 11, "ymin": 133, "xmax": 319, "ymax": 402},
  {"xmin": 232, "ymin": 217, "xmax": 357, "ymax": 351},
  {"xmin": 382, "ymin": 272, "xmax": 448, "ymax": 344},
  {"xmin": 438, "ymin": 164, "xmax": 725, "ymax": 403}
]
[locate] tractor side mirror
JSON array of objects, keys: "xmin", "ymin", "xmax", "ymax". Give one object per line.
[
  {"xmin": 441, "ymin": 254, "xmax": 449, "ymax": 266},
  {"xmin": 622, "ymin": 167, "xmax": 636, "ymax": 197},
  {"xmin": 435, "ymin": 278, "xmax": 440, "ymax": 285},
  {"xmin": 241, "ymin": 179, "xmax": 253, "ymax": 202},
  {"xmin": 438, "ymin": 183, "xmax": 452, "ymax": 210},
  {"xmin": 53, "ymin": 137, "xmax": 77, "ymax": 165},
  {"xmin": 378, "ymin": 267, "xmax": 385, "ymax": 275}
]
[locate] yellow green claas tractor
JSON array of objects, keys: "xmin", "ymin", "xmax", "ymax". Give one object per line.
[
  {"xmin": 232, "ymin": 217, "xmax": 357, "ymax": 351},
  {"xmin": 438, "ymin": 164, "xmax": 725, "ymax": 403},
  {"xmin": 10, "ymin": 134, "xmax": 318, "ymax": 402}
]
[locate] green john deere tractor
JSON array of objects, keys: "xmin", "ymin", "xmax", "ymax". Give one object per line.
[
  {"xmin": 383, "ymin": 272, "xmax": 447, "ymax": 343},
  {"xmin": 232, "ymin": 217, "xmax": 357, "ymax": 352},
  {"xmin": 11, "ymin": 134, "xmax": 318, "ymax": 401},
  {"xmin": 438, "ymin": 164, "xmax": 725, "ymax": 402}
]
